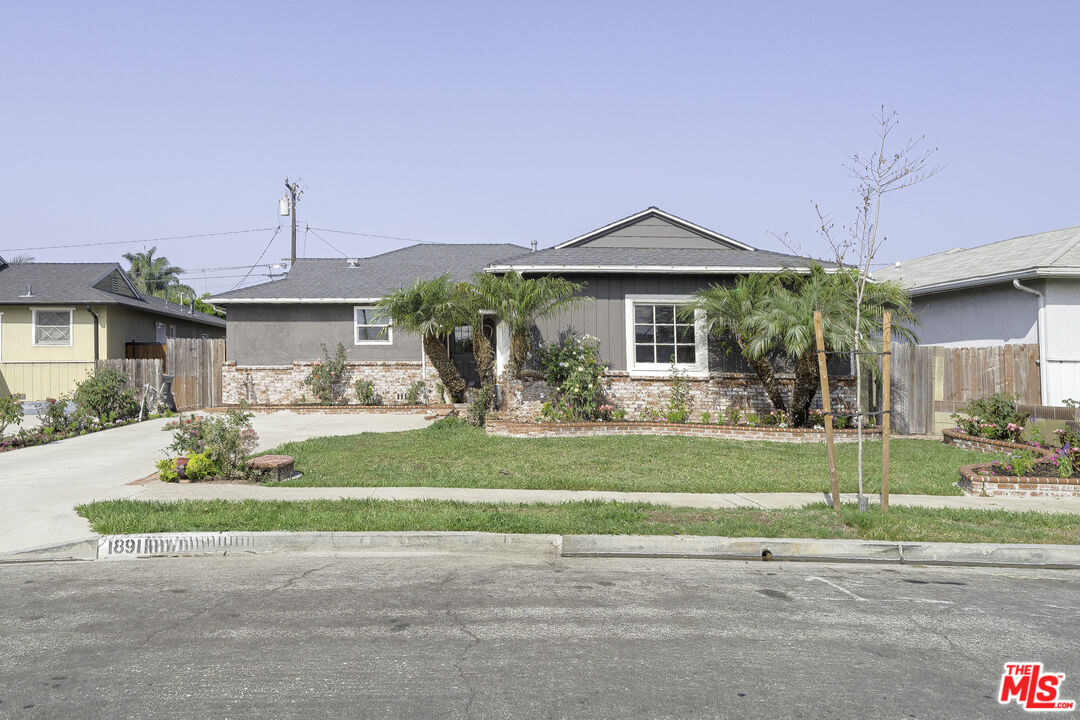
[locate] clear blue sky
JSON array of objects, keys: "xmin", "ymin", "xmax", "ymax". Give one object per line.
[{"xmin": 4, "ymin": 1, "xmax": 1078, "ymax": 294}]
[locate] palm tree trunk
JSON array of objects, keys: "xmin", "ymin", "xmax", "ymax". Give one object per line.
[
  {"xmin": 788, "ymin": 350, "xmax": 820, "ymax": 427},
  {"xmin": 735, "ymin": 339, "xmax": 786, "ymax": 413},
  {"xmin": 473, "ymin": 323, "xmax": 495, "ymax": 388},
  {"xmin": 423, "ymin": 334, "xmax": 467, "ymax": 402},
  {"xmin": 509, "ymin": 330, "xmax": 530, "ymax": 379}
]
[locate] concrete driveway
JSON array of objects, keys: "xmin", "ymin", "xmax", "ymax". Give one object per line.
[{"xmin": 0, "ymin": 411, "xmax": 433, "ymax": 556}]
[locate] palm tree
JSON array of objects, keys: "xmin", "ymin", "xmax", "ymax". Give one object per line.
[
  {"xmin": 471, "ymin": 272, "xmax": 588, "ymax": 378},
  {"xmin": 694, "ymin": 264, "xmax": 916, "ymax": 426},
  {"xmin": 122, "ymin": 246, "xmax": 194, "ymax": 298},
  {"xmin": 458, "ymin": 282, "xmax": 496, "ymax": 390},
  {"xmin": 376, "ymin": 275, "xmax": 471, "ymax": 402}
]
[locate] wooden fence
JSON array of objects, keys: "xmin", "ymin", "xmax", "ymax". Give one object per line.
[
  {"xmin": 167, "ymin": 337, "xmax": 225, "ymax": 410},
  {"xmin": 96, "ymin": 359, "xmax": 164, "ymax": 396},
  {"xmin": 125, "ymin": 342, "xmax": 166, "ymax": 363},
  {"xmin": 889, "ymin": 343, "xmax": 1041, "ymax": 434}
]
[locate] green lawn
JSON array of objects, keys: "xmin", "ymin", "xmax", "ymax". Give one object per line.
[
  {"xmin": 262, "ymin": 419, "xmax": 995, "ymax": 496},
  {"xmin": 75, "ymin": 499, "xmax": 1080, "ymax": 545}
]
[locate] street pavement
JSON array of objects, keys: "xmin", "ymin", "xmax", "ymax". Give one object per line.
[
  {"xmin": 0, "ymin": 412, "xmax": 433, "ymax": 555},
  {"xmin": 1, "ymin": 554, "xmax": 1077, "ymax": 719}
]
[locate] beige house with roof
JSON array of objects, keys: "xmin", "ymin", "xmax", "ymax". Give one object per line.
[{"xmin": 875, "ymin": 224, "xmax": 1080, "ymax": 407}]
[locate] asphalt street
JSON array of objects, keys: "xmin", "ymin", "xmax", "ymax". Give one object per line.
[{"xmin": 1, "ymin": 554, "xmax": 1077, "ymax": 719}]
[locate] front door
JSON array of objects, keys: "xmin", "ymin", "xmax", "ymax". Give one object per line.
[{"xmin": 448, "ymin": 320, "xmax": 497, "ymax": 388}]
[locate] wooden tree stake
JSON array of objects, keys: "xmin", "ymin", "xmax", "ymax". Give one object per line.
[
  {"xmin": 814, "ymin": 311, "xmax": 841, "ymax": 510},
  {"xmin": 881, "ymin": 310, "xmax": 892, "ymax": 512}
]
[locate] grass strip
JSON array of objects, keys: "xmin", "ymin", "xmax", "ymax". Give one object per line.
[
  {"xmin": 261, "ymin": 420, "xmax": 995, "ymax": 496},
  {"xmin": 75, "ymin": 499, "xmax": 1080, "ymax": 545}
]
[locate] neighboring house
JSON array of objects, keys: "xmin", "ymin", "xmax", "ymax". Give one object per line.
[
  {"xmin": 210, "ymin": 207, "xmax": 851, "ymax": 413},
  {"xmin": 0, "ymin": 259, "xmax": 226, "ymax": 400},
  {"xmin": 875, "ymin": 224, "xmax": 1080, "ymax": 406}
]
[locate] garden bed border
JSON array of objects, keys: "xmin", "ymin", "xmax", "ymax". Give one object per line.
[
  {"xmin": 486, "ymin": 415, "xmax": 882, "ymax": 444},
  {"xmin": 209, "ymin": 404, "xmax": 455, "ymax": 415},
  {"xmin": 943, "ymin": 429, "xmax": 1080, "ymax": 497}
]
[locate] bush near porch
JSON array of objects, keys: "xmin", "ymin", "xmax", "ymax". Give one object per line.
[{"xmin": 264, "ymin": 418, "xmax": 996, "ymax": 496}]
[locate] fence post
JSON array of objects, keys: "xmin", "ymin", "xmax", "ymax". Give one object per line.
[{"xmin": 814, "ymin": 311, "xmax": 842, "ymax": 510}]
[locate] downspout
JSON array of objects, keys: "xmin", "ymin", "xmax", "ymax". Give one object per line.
[
  {"xmin": 85, "ymin": 306, "xmax": 100, "ymax": 362},
  {"xmin": 1013, "ymin": 279, "xmax": 1049, "ymax": 406}
]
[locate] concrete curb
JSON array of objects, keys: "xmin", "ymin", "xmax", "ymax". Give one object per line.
[{"xmin": 4, "ymin": 532, "xmax": 1080, "ymax": 568}]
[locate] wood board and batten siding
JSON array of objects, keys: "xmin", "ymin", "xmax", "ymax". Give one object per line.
[
  {"xmin": 889, "ymin": 343, "xmax": 1041, "ymax": 434},
  {"xmin": 167, "ymin": 337, "xmax": 224, "ymax": 410}
]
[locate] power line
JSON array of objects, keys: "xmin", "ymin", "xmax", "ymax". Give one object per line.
[
  {"xmin": 305, "ymin": 225, "xmax": 349, "ymax": 258},
  {"xmin": 306, "ymin": 226, "xmax": 434, "ymax": 244},
  {"xmin": 229, "ymin": 225, "xmax": 282, "ymax": 291},
  {"xmin": 0, "ymin": 227, "xmax": 279, "ymax": 252}
]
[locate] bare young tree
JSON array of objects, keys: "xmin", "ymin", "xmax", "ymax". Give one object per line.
[{"xmin": 816, "ymin": 107, "xmax": 941, "ymax": 504}]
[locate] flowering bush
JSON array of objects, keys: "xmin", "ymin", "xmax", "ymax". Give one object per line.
[
  {"xmin": 166, "ymin": 408, "xmax": 258, "ymax": 480},
  {"xmin": 0, "ymin": 395, "xmax": 22, "ymax": 439},
  {"xmin": 952, "ymin": 393, "xmax": 1028, "ymax": 442},
  {"xmin": 304, "ymin": 343, "xmax": 348, "ymax": 405},
  {"xmin": 535, "ymin": 335, "xmax": 609, "ymax": 421}
]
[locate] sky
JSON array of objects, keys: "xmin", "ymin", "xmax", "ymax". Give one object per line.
[{"xmin": 3, "ymin": 1, "xmax": 1078, "ymax": 295}]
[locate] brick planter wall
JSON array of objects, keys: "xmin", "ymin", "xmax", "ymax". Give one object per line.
[
  {"xmin": 486, "ymin": 415, "xmax": 882, "ymax": 444},
  {"xmin": 941, "ymin": 428, "xmax": 1052, "ymax": 457},
  {"xmin": 209, "ymin": 404, "xmax": 454, "ymax": 415},
  {"xmin": 958, "ymin": 464, "xmax": 1080, "ymax": 498},
  {"xmin": 222, "ymin": 361, "xmax": 434, "ymax": 406},
  {"xmin": 498, "ymin": 372, "xmax": 857, "ymax": 422}
]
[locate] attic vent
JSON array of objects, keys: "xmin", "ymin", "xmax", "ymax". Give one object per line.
[
  {"xmin": 19, "ymin": 283, "xmax": 33, "ymax": 298},
  {"xmin": 346, "ymin": 258, "xmax": 360, "ymax": 268},
  {"xmin": 112, "ymin": 274, "xmax": 123, "ymax": 293}
]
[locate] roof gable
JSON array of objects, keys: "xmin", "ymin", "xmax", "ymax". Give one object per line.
[{"xmin": 555, "ymin": 207, "xmax": 754, "ymax": 251}]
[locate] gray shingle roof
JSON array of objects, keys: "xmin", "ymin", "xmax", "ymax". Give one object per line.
[
  {"xmin": 874, "ymin": 225, "xmax": 1080, "ymax": 292},
  {"xmin": 0, "ymin": 262, "xmax": 225, "ymax": 326},
  {"xmin": 486, "ymin": 246, "xmax": 832, "ymax": 272},
  {"xmin": 210, "ymin": 244, "xmax": 527, "ymax": 302}
]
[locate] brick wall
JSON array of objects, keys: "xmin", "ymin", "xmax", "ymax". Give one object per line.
[
  {"xmin": 487, "ymin": 416, "xmax": 880, "ymax": 444},
  {"xmin": 941, "ymin": 429, "xmax": 1053, "ymax": 457},
  {"xmin": 498, "ymin": 371, "xmax": 857, "ymax": 422},
  {"xmin": 222, "ymin": 361, "xmax": 434, "ymax": 406},
  {"xmin": 958, "ymin": 464, "xmax": 1080, "ymax": 497}
]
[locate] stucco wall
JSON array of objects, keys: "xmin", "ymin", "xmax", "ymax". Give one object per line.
[
  {"xmin": 907, "ymin": 282, "xmax": 1040, "ymax": 347},
  {"xmin": 102, "ymin": 305, "xmax": 224, "ymax": 358},
  {"xmin": 225, "ymin": 303, "xmax": 423, "ymax": 365}
]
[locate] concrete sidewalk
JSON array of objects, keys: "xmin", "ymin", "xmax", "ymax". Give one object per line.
[
  {"xmin": 139, "ymin": 482, "xmax": 1080, "ymax": 514},
  {"xmin": 0, "ymin": 411, "xmax": 434, "ymax": 555}
]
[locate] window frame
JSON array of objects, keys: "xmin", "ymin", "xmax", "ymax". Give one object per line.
[
  {"xmin": 624, "ymin": 294, "xmax": 708, "ymax": 377},
  {"xmin": 32, "ymin": 307, "xmax": 74, "ymax": 347},
  {"xmin": 354, "ymin": 305, "xmax": 393, "ymax": 346}
]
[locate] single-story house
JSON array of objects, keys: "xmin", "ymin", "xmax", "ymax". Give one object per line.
[
  {"xmin": 209, "ymin": 207, "xmax": 853, "ymax": 414},
  {"xmin": 0, "ymin": 258, "xmax": 226, "ymax": 400},
  {"xmin": 874, "ymin": 224, "xmax": 1080, "ymax": 406}
]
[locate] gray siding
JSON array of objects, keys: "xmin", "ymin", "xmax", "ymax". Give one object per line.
[
  {"xmin": 908, "ymin": 282, "xmax": 1040, "ymax": 347},
  {"xmin": 576, "ymin": 217, "xmax": 724, "ymax": 249},
  {"xmin": 530, "ymin": 274, "xmax": 725, "ymax": 371},
  {"xmin": 226, "ymin": 304, "xmax": 422, "ymax": 365}
]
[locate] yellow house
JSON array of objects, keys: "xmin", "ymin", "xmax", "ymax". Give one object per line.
[{"xmin": 0, "ymin": 258, "xmax": 225, "ymax": 400}]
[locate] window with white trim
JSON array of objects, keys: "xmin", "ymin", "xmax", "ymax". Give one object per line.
[
  {"xmin": 355, "ymin": 306, "xmax": 392, "ymax": 344},
  {"xmin": 625, "ymin": 296, "xmax": 708, "ymax": 375},
  {"xmin": 33, "ymin": 309, "xmax": 73, "ymax": 346}
]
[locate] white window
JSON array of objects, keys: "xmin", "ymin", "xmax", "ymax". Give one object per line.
[
  {"xmin": 33, "ymin": 308, "xmax": 73, "ymax": 346},
  {"xmin": 355, "ymin": 306, "xmax": 392, "ymax": 345},
  {"xmin": 624, "ymin": 295, "xmax": 708, "ymax": 376}
]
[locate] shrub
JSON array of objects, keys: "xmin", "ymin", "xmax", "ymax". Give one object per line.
[
  {"xmin": 303, "ymin": 343, "xmax": 348, "ymax": 405},
  {"xmin": 184, "ymin": 452, "xmax": 219, "ymax": 481},
  {"xmin": 466, "ymin": 384, "xmax": 495, "ymax": 427},
  {"xmin": 535, "ymin": 335, "xmax": 608, "ymax": 421},
  {"xmin": 664, "ymin": 362, "xmax": 690, "ymax": 423},
  {"xmin": 73, "ymin": 367, "xmax": 138, "ymax": 423},
  {"xmin": 42, "ymin": 397, "xmax": 73, "ymax": 432},
  {"xmin": 166, "ymin": 409, "xmax": 258, "ymax": 479},
  {"xmin": 156, "ymin": 457, "xmax": 179, "ymax": 482},
  {"xmin": 404, "ymin": 380, "xmax": 427, "ymax": 405},
  {"xmin": 724, "ymin": 406, "xmax": 741, "ymax": 426},
  {"xmin": 0, "ymin": 395, "xmax": 23, "ymax": 438},
  {"xmin": 355, "ymin": 378, "xmax": 381, "ymax": 406},
  {"xmin": 953, "ymin": 393, "xmax": 1028, "ymax": 441}
]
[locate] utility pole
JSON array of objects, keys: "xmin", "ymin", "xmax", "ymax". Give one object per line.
[{"xmin": 283, "ymin": 178, "xmax": 304, "ymax": 265}]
